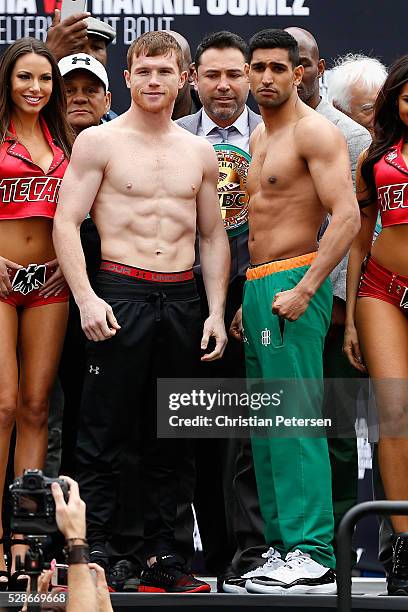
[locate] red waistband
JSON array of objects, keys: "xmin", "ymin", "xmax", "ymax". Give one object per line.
[{"xmin": 100, "ymin": 260, "xmax": 194, "ymax": 283}]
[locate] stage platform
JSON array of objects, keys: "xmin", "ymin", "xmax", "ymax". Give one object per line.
[
  {"xmin": 107, "ymin": 578, "xmax": 408, "ymax": 611},
  {"xmin": 1, "ymin": 578, "xmax": 407, "ymax": 610}
]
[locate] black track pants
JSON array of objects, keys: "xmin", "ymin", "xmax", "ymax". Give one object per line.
[{"xmin": 76, "ymin": 270, "xmax": 201, "ymax": 557}]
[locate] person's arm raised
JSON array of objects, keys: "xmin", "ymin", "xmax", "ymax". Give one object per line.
[
  {"xmin": 88, "ymin": 563, "xmax": 114, "ymax": 612},
  {"xmin": 272, "ymin": 116, "xmax": 360, "ymax": 321},
  {"xmin": 52, "ymin": 476, "xmax": 98, "ymax": 612},
  {"xmin": 196, "ymin": 140, "xmax": 230, "ymax": 361},
  {"xmin": 46, "ymin": 9, "xmax": 90, "ymax": 61},
  {"xmin": 53, "ymin": 127, "xmax": 120, "ymax": 341}
]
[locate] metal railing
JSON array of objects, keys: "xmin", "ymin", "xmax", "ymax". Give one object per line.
[{"xmin": 337, "ymin": 501, "xmax": 408, "ymax": 612}]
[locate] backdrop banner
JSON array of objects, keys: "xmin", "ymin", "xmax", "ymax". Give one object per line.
[
  {"xmin": 0, "ymin": 0, "xmax": 395, "ymax": 574},
  {"xmin": 0, "ymin": 0, "xmax": 406, "ymax": 112}
]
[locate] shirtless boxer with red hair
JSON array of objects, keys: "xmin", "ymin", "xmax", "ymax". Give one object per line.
[{"xmin": 53, "ymin": 31, "xmax": 230, "ymax": 593}]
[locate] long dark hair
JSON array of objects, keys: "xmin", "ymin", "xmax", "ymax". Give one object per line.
[
  {"xmin": 0, "ymin": 38, "xmax": 73, "ymax": 158},
  {"xmin": 361, "ymin": 55, "xmax": 408, "ymax": 204}
]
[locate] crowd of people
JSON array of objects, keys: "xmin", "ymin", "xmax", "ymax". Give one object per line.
[{"xmin": 0, "ymin": 8, "xmax": 407, "ymax": 602}]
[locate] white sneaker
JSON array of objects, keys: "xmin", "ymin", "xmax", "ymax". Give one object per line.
[
  {"xmin": 245, "ymin": 549, "xmax": 337, "ymax": 594},
  {"xmin": 222, "ymin": 548, "xmax": 284, "ymax": 594}
]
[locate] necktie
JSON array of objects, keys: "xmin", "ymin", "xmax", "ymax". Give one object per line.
[{"xmin": 216, "ymin": 126, "xmax": 236, "ymax": 143}]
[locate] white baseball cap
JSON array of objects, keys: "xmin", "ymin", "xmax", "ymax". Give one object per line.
[{"xmin": 58, "ymin": 53, "xmax": 109, "ymax": 91}]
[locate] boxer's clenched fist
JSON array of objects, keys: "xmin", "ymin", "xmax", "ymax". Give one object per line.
[{"xmin": 78, "ymin": 295, "xmax": 120, "ymax": 341}]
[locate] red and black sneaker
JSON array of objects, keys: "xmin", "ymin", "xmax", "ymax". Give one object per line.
[{"xmin": 138, "ymin": 554, "xmax": 211, "ymax": 593}]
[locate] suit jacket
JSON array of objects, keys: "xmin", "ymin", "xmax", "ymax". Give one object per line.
[{"xmin": 176, "ymin": 107, "xmax": 262, "ymax": 281}]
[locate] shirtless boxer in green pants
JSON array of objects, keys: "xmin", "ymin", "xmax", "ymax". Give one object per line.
[{"xmin": 230, "ymin": 29, "xmax": 360, "ymax": 594}]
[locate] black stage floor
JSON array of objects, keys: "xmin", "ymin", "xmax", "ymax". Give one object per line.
[
  {"xmin": 1, "ymin": 579, "xmax": 406, "ymax": 611},
  {"xmin": 110, "ymin": 593, "xmax": 408, "ymax": 612},
  {"xmin": 108, "ymin": 579, "xmax": 408, "ymax": 612}
]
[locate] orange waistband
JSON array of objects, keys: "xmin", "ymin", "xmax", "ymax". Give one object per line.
[{"xmin": 246, "ymin": 252, "xmax": 318, "ymax": 280}]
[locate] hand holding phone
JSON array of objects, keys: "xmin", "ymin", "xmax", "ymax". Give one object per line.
[
  {"xmin": 46, "ymin": 8, "xmax": 90, "ymax": 61},
  {"xmin": 61, "ymin": 0, "xmax": 87, "ymax": 21},
  {"xmin": 51, "ymin": 564, "xmax": 68, "ymax": 587}
]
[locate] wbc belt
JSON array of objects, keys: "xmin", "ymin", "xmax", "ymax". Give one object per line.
[
  {"xmin": 214, "ymin": 143, "xmax": 251, "ymax": 237},
  {"xmin": 100, "ymin": 260, "xmax": 194, "ymax": 283}
]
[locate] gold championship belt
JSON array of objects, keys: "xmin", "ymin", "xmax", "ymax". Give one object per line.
[{"xmin": 214, "ymin": 144, "xmax": 251, "ymax": 237}]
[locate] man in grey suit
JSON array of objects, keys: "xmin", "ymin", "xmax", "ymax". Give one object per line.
[
  {"xmin": 177, "ymin": 31, "xmax": 266, "ymax": 592},
  {"xmin": 285, "ymin": 27, "xmax": 371, "ymax": 549}
]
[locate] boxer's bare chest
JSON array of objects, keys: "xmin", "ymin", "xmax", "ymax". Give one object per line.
[
  {"xmin": 105, "ymin": 136, "xmax": 203, "ymax": 200},
  {"xmin": 248, "ymin": 129, "xmax": 307, "ymax": 199}
]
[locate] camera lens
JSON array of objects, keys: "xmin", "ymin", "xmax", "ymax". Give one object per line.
[{"xmin": 26, "ymin": 477, "xmax": 38, "ymax": 490}]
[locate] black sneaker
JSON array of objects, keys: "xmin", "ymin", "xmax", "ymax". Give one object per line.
[
  {"xmin": 388, "ymin": 534, "xmax": 408, "ymax": 596},
  {"xmin": 138, "ymin": 554, "xmax": 211, "ymax": 593},
  {"xmin": 109, "ymin": 560, "xmax": 138, "ymax": 592}
]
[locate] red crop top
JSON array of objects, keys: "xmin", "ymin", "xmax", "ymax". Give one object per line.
[
  {"xmin": 0, "ymin": 117, "xmax": 68, "ymax": 221},
  {"xmin": 373, "ymin": 139, "xmax": 408, "ymax": 228}
]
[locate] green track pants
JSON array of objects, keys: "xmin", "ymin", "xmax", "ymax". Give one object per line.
[{"xmin": 242, "ymin": 263, "xmax": 336, "ymax": 569}]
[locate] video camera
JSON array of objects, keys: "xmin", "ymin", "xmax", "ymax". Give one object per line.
[{"xmin": 10, "ymin": 469, "xmax": 69, "ymax": 535}]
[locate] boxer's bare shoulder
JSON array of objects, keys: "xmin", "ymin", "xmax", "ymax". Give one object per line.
[
  {"xmin": 164, "ymin": 122, "xmax": 220, "ymax": 177},
  {"xmin": 67, "ymin": 125, "xmax": 110, "ymax": 174},
  {"xmin": 71, "ymin": 116, "xmax": 217, "ymax": 172},
  {"xmin": 174, "ymin": 124, "xmax": 219, "ymax": 167},
  {"xmin": 293, "ymin": 110, "xmax": 348, "ymax": 160},
  {"xmin": 71, "ymin": 123, "xmax": 112, "ymax": 152},
  {"xmin": 249, "ymin": 122, "xmax": 265, "ymax": 153}
]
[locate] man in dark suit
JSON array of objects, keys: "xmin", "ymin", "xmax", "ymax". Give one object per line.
[{"xmin": 176, "ymin": 31, "xmax": 267, "ymax": 592}]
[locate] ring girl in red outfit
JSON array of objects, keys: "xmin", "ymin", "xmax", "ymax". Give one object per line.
[
  {"xmin": 0, "ymin": 38, "xmax": 72, "ymax": 588},
  {"xmin": 344, "ymin": 57, "xmax": 408, "ymax": 595}
]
